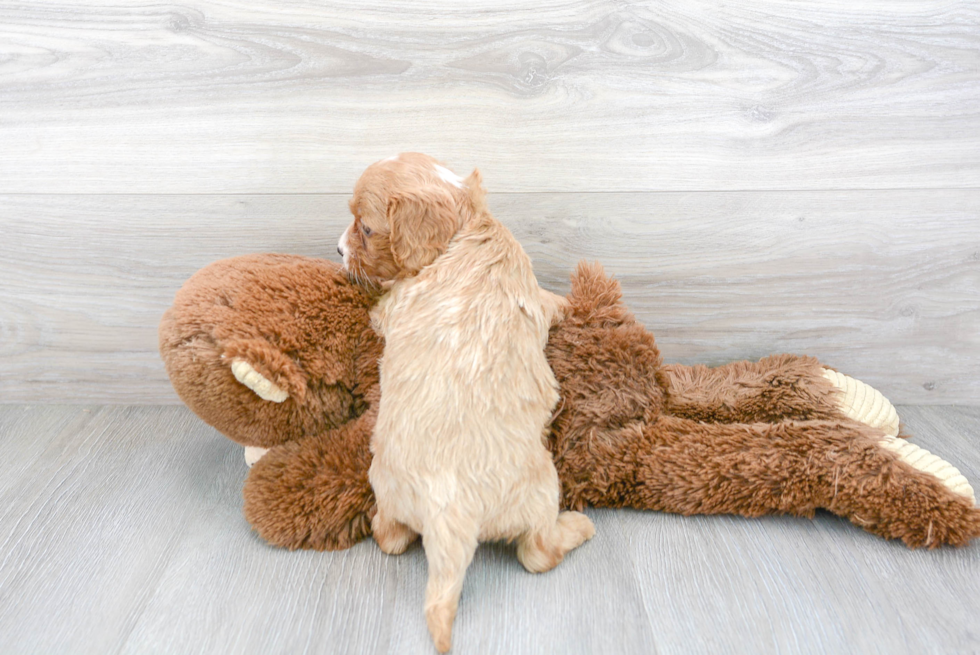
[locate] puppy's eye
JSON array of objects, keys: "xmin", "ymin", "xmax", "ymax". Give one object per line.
[{"xmin": 362, "ymin": 224, "xmax": 373, "ymax": 236}]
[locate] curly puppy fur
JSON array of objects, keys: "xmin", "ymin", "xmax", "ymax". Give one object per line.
[{"xmin": 338, "ymin": 153, "xmax": 594, "ymax": 652}]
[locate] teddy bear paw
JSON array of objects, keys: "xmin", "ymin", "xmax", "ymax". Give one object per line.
[
  {"xmin": 231, "ymin": 359, "xmax": 289, "ymax": 403},
  {"xmin": 877, "ymin": 435, "xmax": 976, "ymax": 507},
  {"xmin": 244, "ymin": 446, "xmax": 270, "ymax": 468},
  {"xmin": 822, "ymin": 369, "xmax": 900, "ymax": 437}
]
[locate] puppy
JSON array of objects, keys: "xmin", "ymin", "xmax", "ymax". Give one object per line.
[{"xmin": 339, "ymin": 153, "xmax": 594, "ymax": 652}]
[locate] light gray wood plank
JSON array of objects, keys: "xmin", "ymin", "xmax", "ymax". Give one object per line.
[
  {"xmin": 0, "ymin": 405, "xmax": 86, "ymax": 497},
  {"xmin": 121, "ymin": 513, "xmax": 655, "ymax": 655},
  {"xmin": 0, "ymin": 405, "xmax": 977, "ymax": 654},
  {"xmin": 0, "ymin": 194, "xmax": 335, "ymax": 404},
  {"xmin": 619, "ymin": 404, "xmax": 980, "ymax": 655},
  {"xmin": 520, "ymin": 190, "xmax": 980, "ymax": 405},
  {"xmin": 0, "ymin": 405, "xmax": 238, "ymax": 654},
  {"xmin": 0, "ymin": 404, "xmax": 654, "ymax": 655},
  {"xmin": 1, "ymin": 1, "xmax": 978, "ymax": 193},
  {"xmin": 899, "ymin": 405, "xmax": 980, "ymax": 486},
  {"xmin": 119, "ymin": 517, "xmax": 397, "ymax": 655},
  {"xmin": 2, "ymin": 190, "xmax": 978, "ymax": 404}
]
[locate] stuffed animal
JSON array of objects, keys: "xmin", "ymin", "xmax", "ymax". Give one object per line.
[{"xmin": 159, "ymin": 254, "xmax": 980, "ymax": 550}]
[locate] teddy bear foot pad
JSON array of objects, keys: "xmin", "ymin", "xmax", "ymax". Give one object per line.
[
  {"xmin": 878, "ymin": 434, "xmax": 976, "ymax": 506},
  {"xmin": 244, "ymin": 446, "xmax": 270, "ymax": 468},
  {"xmin": 823, "ymin": 369, "xmax": 900, "ymax": 436},
  {"xmin": 822, "ymin": 369, "xmax": 975, "ymax": 506}
]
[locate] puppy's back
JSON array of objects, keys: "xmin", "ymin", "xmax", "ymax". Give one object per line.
[{"xmin": 372, "ymin": 211, "xmax": 558, "ymax": 483}]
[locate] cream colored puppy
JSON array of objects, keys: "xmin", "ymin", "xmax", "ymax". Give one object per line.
[{"xmin": 339, "ymin": 153, "xmax": 594, "ymax": 652}]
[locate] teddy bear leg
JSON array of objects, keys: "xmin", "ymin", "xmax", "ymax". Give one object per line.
[
  {"xmin": 662, "ymin": 355, "xmax": 844, "ymax": 424},
  {"xmin": 618, "ymin": 415, "xmax": 980, "ymax": 548},
  {"xmin": 821, "ymin": 429, "xmax": 978, "ymax": 546},
  {"xmin": 662, "ymin": 355, "xmax": 900, "ymax": 436},
  {"xmin": 243, "ymin": 416, "xmax": 376, "ymax": 551},
  {"xmin": 873, "ymin": 433, "xmax": 975, "ymax": 506}
]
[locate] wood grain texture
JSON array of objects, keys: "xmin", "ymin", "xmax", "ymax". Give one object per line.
[
  {"xmin": 2, "ymin": 190, "xmax": 978, "ymax": 404},
  {"xmin": 0, "ymin": 404, "xmax": 977, "ymax": 654},
  {"xmin": 622, "ymin": 405, "xmax": 980, "ymax": 655},
  {"xmin": 1, "ymin": 1, "xmax": 978, "ymax": 193}
]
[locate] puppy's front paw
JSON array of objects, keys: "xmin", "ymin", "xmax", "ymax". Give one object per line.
[{"xmin": 231, "ymin": 359, "xmax": 289, "ymax": 403}]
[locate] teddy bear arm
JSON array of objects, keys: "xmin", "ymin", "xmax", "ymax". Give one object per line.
[
  {"xmin": 243, "ymin": 410, "xmax": 376, "ymax": 551},
  {"xmin": 609, "ymin": 415, "xmax": 980, "ymax": 548},
  {"xmin": 661, "ymin": 355, "xmax": 844, "ymax": 424}
]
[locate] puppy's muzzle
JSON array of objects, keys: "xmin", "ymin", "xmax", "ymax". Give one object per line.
[{"xmin": 337, "ymin": 228, "xmax": 350, "ymax": 267}]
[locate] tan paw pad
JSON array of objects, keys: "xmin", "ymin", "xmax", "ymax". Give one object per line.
[
  {"xmin": 244, "ymin": 446, "xmax": 270, "ymax": 468},
  {"xmin": 231, "ymin": 359, "xmax": 289, "ymax": 403},
  {"xmin": 823, "ymin": 369, "xmax": 900, "ymax": 437}
]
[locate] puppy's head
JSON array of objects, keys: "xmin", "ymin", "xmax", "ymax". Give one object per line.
[{"xmin": 338, "ymin": 153, "xmax": 484, "ymax": 283}]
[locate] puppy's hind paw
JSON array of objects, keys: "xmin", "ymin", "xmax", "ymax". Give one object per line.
[
  {"xmin": 557, "ymin": 510, "xmax": 596, "ymax": 550},
  {"xmin": 231, "ymin": 359, "xmax": 289, "ymax": 403},
  {"xmin": 518, "ymin": 511, "xmax": 595, "ymax": 574},
  {"xmin": 371, "ymin": 512, "xmax": 418, "ymax": 555}
]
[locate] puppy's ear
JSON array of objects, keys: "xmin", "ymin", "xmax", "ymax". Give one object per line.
[{"xmin": 388, "ymin": 190, "xmax": 460, "ymax": 275}]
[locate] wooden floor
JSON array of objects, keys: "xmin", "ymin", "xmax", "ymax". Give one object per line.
[{"xmin": 1, "ymin": 403, "xmax": 978, "ymax": 654}]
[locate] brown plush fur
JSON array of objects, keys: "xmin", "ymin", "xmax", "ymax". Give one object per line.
[
  {"xmin": 160, "ymin": 254, "xmax": 383, "ymax": 450},
  {"xmin": 161, "ymin": 255, "xmax": 980, "ymax": 551},
  {"xmin": 663, "ymin": 355, "xmax": 844, "ymax": 424}
]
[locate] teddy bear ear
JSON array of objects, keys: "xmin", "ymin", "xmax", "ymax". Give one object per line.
[
  {"xmin": 387, "ymin": 189, "xmax": 460, "ymax": 275},
  {"xmin": 222, "ymin": 338, "xmax": 309, "ymax": 404}
]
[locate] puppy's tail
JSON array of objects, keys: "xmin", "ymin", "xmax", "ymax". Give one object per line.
[{"xmin": 566, "ymin": 261, "xmax": 631, "ymax": 325}]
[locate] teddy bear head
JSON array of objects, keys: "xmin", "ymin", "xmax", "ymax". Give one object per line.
[{"xmin": 160, "ymin": 254, "xmax": 382, "ymax": 449}]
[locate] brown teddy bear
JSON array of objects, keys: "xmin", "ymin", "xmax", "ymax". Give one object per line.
[{"xmin": 159, "ymin": 254, "xmax": 980, "ymax": 551}]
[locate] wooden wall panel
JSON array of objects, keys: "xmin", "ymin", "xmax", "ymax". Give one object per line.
[
  {"xmin": 0, "ymin": 1, "xmax": 978, "ymax": 193},
  {"xmin": 1, "ymin": 190, "xmax": 977, "ymax": 404}
]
